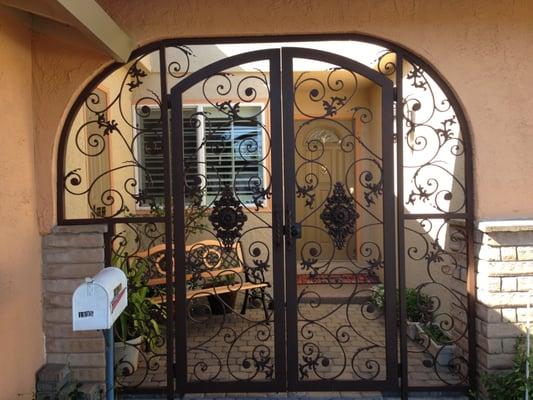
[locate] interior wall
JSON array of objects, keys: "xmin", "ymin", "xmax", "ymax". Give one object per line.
[{"xmin": 0, "ymin": 6, "xmax": 44, "ymax": 398}]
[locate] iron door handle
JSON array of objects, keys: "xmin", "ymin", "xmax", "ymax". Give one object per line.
[
  {"xmin": 290, "ymin": 223, "xmax": 301, "ymax": 239},
  {"xmin": 285, "ymin": 210, "xmax": 301, "ymax": 249}
]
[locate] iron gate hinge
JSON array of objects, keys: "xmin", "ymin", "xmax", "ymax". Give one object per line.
[{"xmin": 393, "ymin": 86, "xmax": 398, "ymax": 102}]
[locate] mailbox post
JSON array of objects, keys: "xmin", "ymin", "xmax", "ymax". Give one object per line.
[{"xmin": 72, "ymin": 267, "xmax": 128, "ymax": 400}]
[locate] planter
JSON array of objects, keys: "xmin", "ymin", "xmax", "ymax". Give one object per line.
[
  {"xmin": 409, "ymin": 322, "xmax": 455, "ymax": 367},
  {"xmin": 114, "ymin": 336, "xmax": 143, "ymax": 376},
  {"xmin": 208, "ymin": 291, "xmax": 238, "ymax": 315},
  {"xmin": 406, "ymin": 320, "xmax": 418, "ymax": 340}
]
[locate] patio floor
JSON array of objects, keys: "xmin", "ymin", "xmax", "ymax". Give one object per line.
[{"xmin": 119, "ymin": 293, "xmax": 465, "ymax": 393}]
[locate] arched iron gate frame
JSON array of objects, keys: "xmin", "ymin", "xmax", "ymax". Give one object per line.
[
  {"xmin": 169, "ymin": 47, "xmax": 396, "ymax": 393},
  {"xmin": 56, "ymin": 34, "xmax": 476, "ymax": 400}
]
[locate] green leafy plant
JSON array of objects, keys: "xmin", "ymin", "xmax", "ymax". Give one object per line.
[
  {"xmin": 184, "ymin": 188, "xmax": 208, "ymax": 239},
  {"xmin": 370, "ymin": 283, "xmax": 386, "ymax": 310},
  {"xmin": 370, "ymin": 284, "xmax": 433, "ymax": 322},
  {"xmin": 405, "ymin": 288, "xmax": 433, "ymax": 322},
  {"xmin": 208, "ymin": 272, "xmax": 236, "ymax": 287},
  {"xmin": 474, "ymin": 337, "xmax": 533, "ymax": 399},
  {"xmin": 423, "ymin": 324, "xmax": 450, "ymax": 345},
  {"xmin": 112, "ymin": 245, "xmax": 161, "ymax": 347}
]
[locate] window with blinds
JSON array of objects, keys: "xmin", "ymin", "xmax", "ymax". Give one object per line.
[
  {"xmin": 137, "ymin": 105, "xmax": 264, "ymax": 207},
  {"xmin": 137, "ymin": 110, "xmax": 164, "ymax": 204}
]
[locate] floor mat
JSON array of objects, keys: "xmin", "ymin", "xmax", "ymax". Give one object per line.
[{"xmin": 296, "ymin": 273, "xmax": 380, "ymax": 285}]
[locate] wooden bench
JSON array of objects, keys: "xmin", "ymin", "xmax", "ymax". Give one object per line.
[{"xmin": 138, "ymin": 240, "xmax": 270, "ymax": 317}]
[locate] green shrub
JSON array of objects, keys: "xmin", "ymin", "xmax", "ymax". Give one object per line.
[
  {"xmin": 112, "ymin": 244, "xmax": 162, "ymax": 349},
  {"xmin": 423, "ymin": 323, "xmax": 450, "ymax": 345},
  {"xmin": 370, "ymin": 284, "xmax": 433, "ymax": 322},
  {"xmin": 478, "ymin": 337, "xmax": 533, "ymax": 399}
]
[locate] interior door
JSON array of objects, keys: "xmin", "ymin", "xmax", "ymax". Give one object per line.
[{"xmin": 282, "ymin": 47, "xmax": 397, "ymax": 391}]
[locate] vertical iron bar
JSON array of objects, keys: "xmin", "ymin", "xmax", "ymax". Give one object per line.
[
  {"xmin": 104, "ymin": 223, "xmax": 114, "ymax": 267},
  {"xmin": 395, "ymin": 54, "xmax": 409, "ymax": 400},
  {"xmin": 170, "ymin": 88, "xmax": 187, "ymax": 395},
  {"xmin": 464, "ymin": 126, "xmax": 477, "ymax": 392},
  {"xmin": 382, "ymin": 65, "xmax": 398, "ymax": 388},
  {"xmin": 269, "ymin": 51, "xmax": 287, "ymax": 391},
  {"xmin": 159, "ymin": 46, "xmax": 175, "ymax": 400},
  {"xmin": 281, "ymin": 49, "xmax": 298, "ymax": 390},
  {"xmin": 104, "ymin": 223, "xmax": 115, "ymax": 399}
]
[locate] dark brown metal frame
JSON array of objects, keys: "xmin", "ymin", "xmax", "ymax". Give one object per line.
[
  {"xmin": 170, "ymin": 49, "xmax": 286, "ymax": 395},
  {"xmin": 56, "ymin": 33, "xmax": 476, "ymax": 400},
  {"xmin": 281, "ymin": 47, "xmax": 397, "ymax": 392}
]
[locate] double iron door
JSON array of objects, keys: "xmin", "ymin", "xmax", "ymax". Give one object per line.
[{"xmin": 169, "ymin": 47, "xmax": 396, "ymax": 394}]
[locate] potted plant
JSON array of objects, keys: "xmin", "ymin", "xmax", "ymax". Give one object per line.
[
  {"xmin": 370, "ymin": 284, "xmax": 433, "ymax": 327},
  {"xmin": 418, "ymin": 323, "xmax": 455, "ymax": 366},
  {"xmin": 370, "ymin": 284, "xmax": 455, "ymax": 366},
  {"xmin": 112, "ymin": 246, "xmax": 162, "ymax": 376}
]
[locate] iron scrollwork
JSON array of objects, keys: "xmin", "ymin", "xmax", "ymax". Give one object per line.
[
  {"xmin": 320, "ymin": 182, "xmax": 359, "ymax": 249},
  {"xmin": 181, "ymin": 61, "xmax": 276, "ymax": 384},
  {"xmin": 209, "ymin": 184, "xmax": 248, "ymax": 250},
  {"xmin": 292, "ymin": 60, "xmax": 388, "ymax": 383},
  {"xmin": 59, "ymin": 41, "xmax": 472, "ymax": 392}
]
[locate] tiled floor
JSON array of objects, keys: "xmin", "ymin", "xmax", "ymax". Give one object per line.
[{"xmin": 119, "ymin": 297, "xmax": 466, "ymax": 394}]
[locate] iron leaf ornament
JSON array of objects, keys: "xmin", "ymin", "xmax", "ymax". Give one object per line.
[
  {"xmin": 209, "ymin": 184, "xmax": 247, "ymax": 250},
  {"xmin": 320, "ymin": 182, "xmax": 359, "ymax": 249}
]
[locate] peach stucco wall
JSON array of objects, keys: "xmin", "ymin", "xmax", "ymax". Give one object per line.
[
  {"xmin": 32, "ymin": 0, "xmax": 533, "ymax": 233},
  {"xmin": 0, "ymin": 6, "xmax": 44, "ymax": 398}
]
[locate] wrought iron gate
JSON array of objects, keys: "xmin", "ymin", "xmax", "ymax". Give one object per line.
[
  {"xmin": 57, "ymin": 35, "xmax": 475, "ymax": 400},
  {"xmin": 169, "ymin": 47, "xmax": 396, "ymax": 394}
]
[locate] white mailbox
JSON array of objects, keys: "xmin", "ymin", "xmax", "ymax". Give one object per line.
[{"xmin": 72, "ymin": 267, "xmax": 128, "ymax": 331}]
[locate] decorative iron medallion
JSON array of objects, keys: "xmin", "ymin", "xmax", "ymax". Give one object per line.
[
  {"xmin": 320, "ymin": 182, "xmax": 359, "ymax": 249},
  {"xmin": 209, "ymin": 183, "xmax": 247, "ymax": 250}
]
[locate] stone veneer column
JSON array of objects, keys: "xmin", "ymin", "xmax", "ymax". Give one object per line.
[
  {"xmin": 475, "ymin": 220, "xmax": 533, "ymax": 379},
  {"xmin": 42, "ymin": 224, "xmax": 107, "ymax": 384}
]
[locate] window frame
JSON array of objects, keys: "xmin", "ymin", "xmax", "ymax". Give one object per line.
[{"xmin": 133, "ymin": 101, "xmax": 271, "ymax": 213}]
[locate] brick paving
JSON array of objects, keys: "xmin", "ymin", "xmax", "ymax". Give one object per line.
[{"xmin": 120, "ymin": 302, "xmax": 465, "ymax": 394}]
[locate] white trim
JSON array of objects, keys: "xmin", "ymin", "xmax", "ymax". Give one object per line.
[
  {"xmin": 55, "ymin": 0, "xmax": 134, "ymax": 62},
  {"xmin": 477, "ymin": 220, "xmax": 533, "ymax": 233}
]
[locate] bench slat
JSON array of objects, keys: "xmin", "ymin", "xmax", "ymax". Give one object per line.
[
  {"xmin": 148, "ymin": 282, "xmax": 268, "ymax": 304},
  {"xmin": 147, "ymin": 267, "xmax": 245, "ymax": 287}
]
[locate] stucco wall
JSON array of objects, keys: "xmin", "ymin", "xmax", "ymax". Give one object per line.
[
  {"xmin": 0, "ymin": 6, "xmax": 44, "ymax": 398},
  {"xmin": 32, "ymin": 0, "xmax": 533, "ymax": 233}
]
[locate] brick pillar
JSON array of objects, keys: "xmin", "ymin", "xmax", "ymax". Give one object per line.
[
  {"xmin": 42, "ymin": 225, "xmax": 107, "ymax": 384},
  {"xmin": 475, "ymin": 221, "xmax": 533, "ymax": 380}
]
